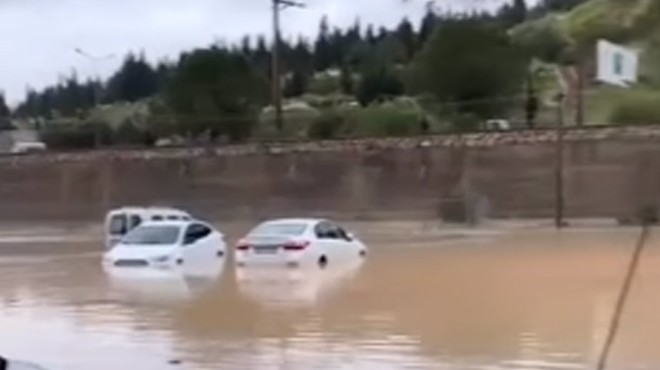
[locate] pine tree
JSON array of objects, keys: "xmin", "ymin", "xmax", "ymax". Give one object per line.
[
  {"xmin": 0, "ymin": 92, "xmax": 11, "ymax": 130},
  {"xmin": 419, "ymin": 8, "xmax": 438, "ymax": 45},
  {"xmin": 107, "ymin": 52, "xmax": 158, "ymax": 103},
  {"xmin": 283, "ymin": 69, "xmax": 308, "ymax": 98},
  {"xmin": 340, "ymin": 64, "xmax": 354, "ymax": 94},
  {"xmin": 314, "ymin": 16, "xmax": 332, "ymax": 71},
  {"xmin": 396, "ymin": 18, "xmax": 417, "ymax": 61}
]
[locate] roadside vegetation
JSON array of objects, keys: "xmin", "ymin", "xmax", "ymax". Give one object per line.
[{"xmin": 2, "ymin": 0, "xmax": 660, "ymax": 150}]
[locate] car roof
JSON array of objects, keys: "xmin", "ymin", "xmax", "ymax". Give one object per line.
[
  {"xmin": 109, "ymin": 207, "xmax": 190, "ymax": 214},
  {"xmin": 259, "ymin": 218, "xmax": 327, "ymax": 226},
  {"xmin": 141, "ymin": 219, "xmax": 214, "ymax": 228},
  {"xmin": 139, "ymin": 220, "xmax": 191, "ymax": 227}
]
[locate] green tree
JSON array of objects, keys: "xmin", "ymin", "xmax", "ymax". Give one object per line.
[
  {"xmin": 418, "ymin": 8, "xmax": 438, "ymax": 45},
  {"xmin": 408, "ymin": 18, "xmax": 528, "ymax": 120},
  {"xmin": 314, "ymin": 17, "xmax": 332, "ymax": 71},
  {"xmin": 0, "ymin": 92, "xmax": 12, "ymax": 130},
  {"xmin": 396, "ymin": 18, "xmax": 417, "ymax": 61},
  {"xmin": 283, "ymin": 69, "xmax": 309, "ymax": 98},
  {"xmin": 166, "ymin": 48, "xmax": 268, "ymax": 141},
  {"xmin": 340, "ymin": 64, "xmax": 354, "ymax": 94},
  {"xmin": 107, "ymin": 53, "xmax": 158, "ymax": 103},
  {"xmin": 511, "ymin": 15, "xmax": 572, "ymax": 63},
  {"xmin": 357, "ymin": 65, "xmax": 404, "ymax": 106},
  {"xmin": 498, "ymin": 0, "xmax": 528, "ymax": 27}
]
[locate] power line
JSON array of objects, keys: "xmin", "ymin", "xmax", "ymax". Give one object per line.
[{"xmin": 271, "ymin": 0, "xmax": 305, "ymax": 134}]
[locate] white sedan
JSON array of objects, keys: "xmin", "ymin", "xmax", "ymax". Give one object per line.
[
  {"xmin": 0, "ymin": 356, "xmax": 48, "ymax": 370},
  {"xmin": 235, "ymin": 218, "xmax": 368, "ymax": 268},
  {"xmin": 103, "ymin": 220, "xmax": 226, "ymax": 268}
]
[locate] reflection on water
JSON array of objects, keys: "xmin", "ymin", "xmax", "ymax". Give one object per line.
[
  {"xmin": 236, "ymin": 260, "xmax": 364, "ymax": 309},
  {"xmin": 1, "ymin": 228, "xmax": 660, "ymax": 369},
  {"xmin": 104, "ymin": 260, "xmax": 225, "ymax": 305}
]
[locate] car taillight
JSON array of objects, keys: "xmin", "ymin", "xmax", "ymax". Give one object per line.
[
  {"xmin": 283, "ymin": 240, "xmax": 310, "ymax": 251},
  {"xmin": 236, "ymin": 239, "xmax": 250, "ymax": 251}
]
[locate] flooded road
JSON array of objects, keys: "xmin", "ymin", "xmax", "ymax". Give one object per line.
[{"xmin": 1, "ymin": 226, "xmax": 660, "ymax": 369}]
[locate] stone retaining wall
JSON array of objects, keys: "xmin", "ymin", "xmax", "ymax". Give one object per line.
[{"xmin": 1, "ymin": 126, "xmax": 659, "ymax": 222}]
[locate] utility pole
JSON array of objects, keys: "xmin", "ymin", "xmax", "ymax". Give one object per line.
[
  {"xmin": 576, "ymin": 61, "xmax": 585, "ymax": 127},
  {"xmin": 271, "ymin": 0, "xmax": 304, "ymax": 134},
  {"xmin": 555, "ymin": 92, "xmax": 566, "ymax": 229},
  {"xmin": 74, "ymin": 48, "xmax": 116, "ymax": 148}
]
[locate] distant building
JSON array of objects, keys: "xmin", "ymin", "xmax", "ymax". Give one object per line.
[{"xmin": 0, "ymin": 129, "xmax": 40, "ymax": 154}]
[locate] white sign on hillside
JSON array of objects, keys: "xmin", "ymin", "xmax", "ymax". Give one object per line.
[{"xmin": 596, "ymin": 40, "xmax": 639, "ymax": 87}]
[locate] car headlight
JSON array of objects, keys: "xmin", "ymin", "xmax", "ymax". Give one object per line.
[{"xmin": 152, "ymin": 255, "xmax": 170, "ymax": 263}]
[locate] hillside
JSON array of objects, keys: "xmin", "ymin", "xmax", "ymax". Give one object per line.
[{"xmin": 513, "ymin": 0, "xmax": 660, "ymax": 124}]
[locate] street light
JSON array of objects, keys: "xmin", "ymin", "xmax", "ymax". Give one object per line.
[
  {"xmin": 74, "ymin": 48, "xmax": 116, "ymax": 106},
  {"xmin": 74, "ymin": 48, "xmax": 116, "ymax": 148},
  {"xmin": 271, "ymin": 0, "xmax": 304, "ymax": 134}
]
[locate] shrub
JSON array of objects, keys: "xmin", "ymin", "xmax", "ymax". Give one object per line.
[
  {"xmin": 352, "ymin": 103, "xmax": 422, "ymax": 137},
  {"xmin": 308, "ymin": 73, "xmax": 341, "ymax": 96},
  {"xmin": 308, "ymin": 110, "xmax": 347, "ymax": 140},
  {"xmin": 114, "ymin": 119, "xmax": 146, "ymax": 145},
  {"xmin": 40, "ymin": 120, "xmax": 113, "ymax": 149},
  {"xmin": 609, "ymin": 91, "xmax": 660, "ymax": 125}
]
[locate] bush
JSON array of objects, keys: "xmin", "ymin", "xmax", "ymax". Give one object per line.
[
  {"xmin": 308, "ymin": 73, "xmax": 341, "ymax": 96},
  {"xmin": 609, "ymin": 91, "xmax": 660, "ymax": 125},
  {"xmin": 40, "ymin": 120, "xmax": 113, "ymax": 149},
  {"xmin": 114, "ymin": 119, "xmax": 147, "ymax": 145},
  {"xmin": 352, "ymin": 103, "xmax": 422, "ymax": 137},
  {"xmin": 308, "ymin": 110, "xmax": 347, "ymax": 140}
]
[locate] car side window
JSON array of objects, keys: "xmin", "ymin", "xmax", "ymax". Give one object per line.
[
  {"xmin": 184, "ymin": 224, "xmax": 212, "ymax": 245},
  {"xmin": 129, "ymin": 215, "xmax": 142, "ymax": 229},
  {"xmin": 152, "ymin": 215, "xmax": 164, "ymax": 221},
  {"xmin": 336, "ymin": 226, "xmax": 350, "ymax": 241},
  {"xmin": 314, "ymin": 223, "xmax": 329, "ymax": 239},
  {"xmin": 315, "ymin": 222, "xmax": 343, "ymax": 240}
]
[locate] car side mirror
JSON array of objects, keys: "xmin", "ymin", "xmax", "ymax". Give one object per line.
[{"xmin": 346, "ymin": 232, "xmax": 355, "ymax": 241}]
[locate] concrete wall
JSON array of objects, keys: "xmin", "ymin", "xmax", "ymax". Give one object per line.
[{"xmin": 2, "ymin": 127, "xmax": 660, "ymax": 223}]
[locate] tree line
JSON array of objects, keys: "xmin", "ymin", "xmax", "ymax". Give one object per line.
[{"xmin": 7, "ymin": 0, "xmax": 589, "ymax": 145}]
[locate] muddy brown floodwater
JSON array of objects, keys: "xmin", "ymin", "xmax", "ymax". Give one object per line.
[{"xmin": 0, "ymin": 225, "xmax": 659, "ymax": 370}]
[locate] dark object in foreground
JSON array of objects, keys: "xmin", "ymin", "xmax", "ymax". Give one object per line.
[{"xmin": 0, "ymin": 356, "xmax": 48, "ymax": 370}]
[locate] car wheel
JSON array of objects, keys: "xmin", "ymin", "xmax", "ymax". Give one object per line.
[{"xmin": 318, "ymin": 255, "xmax": 328, "ymax": 268}]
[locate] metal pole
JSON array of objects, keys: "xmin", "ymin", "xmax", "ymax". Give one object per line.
[
  {"xmin": 271, "ymin": 0, "xmax": 284, "ymax": 134},
  {"xmin": 91, "ymin": 60, "xmax": 101, "ymax": 149},
  {"xmin": 74, "ymin": 48, "xmax": 115, "ymax": 148},
  {"xmin": 555, "ymin": 92, "xmax": 566, "ymax": 229},
  {"xmin": 270, "ymin": 0, "xmax": 304, "ymax": 135},
  {"xmin": 576, "ymin": 62, "xmax": 585, "ymax": 127}
]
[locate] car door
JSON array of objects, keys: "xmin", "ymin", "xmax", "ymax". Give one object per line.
[
  {"xmin": 314, "ymin": 222, "xmax": 345, "ymax": 263},
  {"xmin": 325, "ymin": 223, "xmax": 355, "ymax": 262},
  {"xmin": 182, "ymin": 223, "xmax": 213, "ymax": 264}
]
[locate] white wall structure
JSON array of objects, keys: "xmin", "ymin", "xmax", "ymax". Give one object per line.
[{"xmin": 596, "ymin": 40, "xmax": 639, "ymax": 87}]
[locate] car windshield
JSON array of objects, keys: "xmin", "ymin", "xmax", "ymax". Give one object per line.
[
  {"xmin": 121, "ymin": 225, "xmax": 181, "ymax": 246},
  {"xmin": 249, "ymin": 222, "xmax": 308, "ymax": 237}
]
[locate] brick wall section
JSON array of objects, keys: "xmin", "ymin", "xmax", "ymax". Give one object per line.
[{"xmin": 2, "ymin": 126, "xmax": 660, "ymax": 222}]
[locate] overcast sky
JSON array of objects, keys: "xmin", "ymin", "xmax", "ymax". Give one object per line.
[{"xmin": 0, "ymin": 0, "xmax": 510, "ymax": 104}]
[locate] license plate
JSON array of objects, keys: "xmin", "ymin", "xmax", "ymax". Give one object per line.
[
  {"xmin": 253, "ymin": 245, "xmax": 279, "ymax": 254},
  {"xmin": 115, "ymin": 259, "xmax": 148, "ymax": 267}
]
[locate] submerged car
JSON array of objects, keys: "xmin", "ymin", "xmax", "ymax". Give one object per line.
[
  {"xmin": 235, "ymin": 218, "xmax": 367, "ymax": 268},
  {"xmin": 103, "ymin": 220, "xmax": 226, "ymax": 268},
  {"xmin": 104, "ymin": 207, "xmax": 192, "ymax": 249}
]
